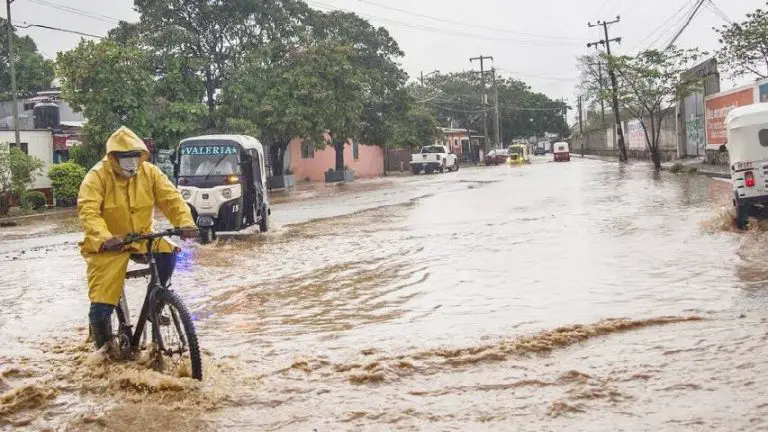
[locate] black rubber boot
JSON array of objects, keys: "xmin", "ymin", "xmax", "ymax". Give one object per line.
[{"xmin": 90, "ymin": 317, "xmax": 112, "ymax": 349}]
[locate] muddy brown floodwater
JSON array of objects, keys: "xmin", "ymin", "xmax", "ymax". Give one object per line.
[{"xmin": 2, "ymin": 158, "xmax": 768, "ymax": 431}]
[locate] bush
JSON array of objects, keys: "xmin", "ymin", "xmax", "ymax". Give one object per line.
[
  {"xmin": 22, "ymin": 191, "xmax": 47, "ymax": 210},
  {"xmin": 669, "ymin": 163, "xmax": 684, "ymax": 173},
  {"xmin": 49, "ymin": 162, "xmax": 87, "ymax": 207},
  {"xmin": 686, "ymin": 166, "xmax": 698, "ymax": 174}
]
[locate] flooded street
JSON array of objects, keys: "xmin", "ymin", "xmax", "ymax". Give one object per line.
[{"xmin": 3, "ymin": 157, "xmax": 768, "ymax": 431}]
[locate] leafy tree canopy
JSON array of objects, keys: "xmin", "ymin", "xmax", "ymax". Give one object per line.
[{"xmin": 716, "ymin": 6, "xmax": 768, "ymax": 79}]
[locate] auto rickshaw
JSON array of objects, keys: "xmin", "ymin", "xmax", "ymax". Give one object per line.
[
  {"xmin": 173, "ymin": 134, "xmax": 270, "ymax": 243},
  {"xmin": 506, "ymin": 144, "xmax": 530, "ymax": 165},
  {"xmin": 724, "ymin": 104, "xmax": 768, "ymax": 229}
]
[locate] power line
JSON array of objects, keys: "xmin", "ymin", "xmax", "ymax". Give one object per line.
[
  {"xmin": 16, "ymin": 22, "xmax": 103, "ymax": 39},
  {"xmin": 307, "ymin": 1, "xmax": 582, "ymax": 47},
  {"xmin": 355, "ymin": 0, "xmax": 581, "ymax": 42},
  {"xmin": 27, "ymin": 0, "xmax": 121, "ymax": 24},
  {"xmin": 705, "ymin": 0, "xmax": 732, "ymax": 24},
  {"xmin": 664, "ymin": 0, "xmax": 706, "ymax": 49},
  {"xmin": 630, "ymin": 0, "xmax": 695, "ymax": 52},
  {"xmin": 645, "ymin": 0, "xmax": 698, "ymax": 51},
  {"xmin": 495, "ymin": 67, "xmax": 578, "ymax": 82}
]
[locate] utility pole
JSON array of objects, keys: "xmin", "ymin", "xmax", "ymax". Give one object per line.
[
  {"xmin": 6, "ymin": 0, "xmax": 20, "ymax": 148},
  {"xmin": 470, "ymin": 55, "xmax": 493, "ymax": 154},
  {"xmin": 588, "ymin": 16, "xmax": 627, "ymax": 162},
  {"xmin": 491, "ymin": 68, "xmax": 501, "ymax": 149}
]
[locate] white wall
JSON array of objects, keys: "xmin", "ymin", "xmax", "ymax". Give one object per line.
[{"xmin": 0, "ymin": 130, "xmax": 53, "ymax": 190}]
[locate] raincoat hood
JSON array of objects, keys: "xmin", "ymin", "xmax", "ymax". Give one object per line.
[
  {"xmin": 104, "ymin": 126, "xmax": 149, "ymax": 176},
  {"xmin": 106, "ymin": 126, "xmax": 149, "ymax": 156}
]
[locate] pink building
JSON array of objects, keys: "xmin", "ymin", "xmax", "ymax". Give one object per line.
[{"xmin": 285, "ymin": 137, "xmax": 384, "ymax": 183}]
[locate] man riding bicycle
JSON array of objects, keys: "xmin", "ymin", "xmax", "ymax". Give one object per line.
[{"xmin": 77, "ymin": 126, "xmax": 197, "ymax": 350}]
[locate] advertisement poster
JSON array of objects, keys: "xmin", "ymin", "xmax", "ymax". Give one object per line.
[
  {"xmin": 625, "ymin": 119, "xmax": 646, "ymax": 150},
  {"xmin": 705, "ymin": 87, "xmax": 754, "ymax": 147}
]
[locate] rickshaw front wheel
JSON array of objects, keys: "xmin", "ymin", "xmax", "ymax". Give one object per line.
[
  {"xmin": 735, "ymin": 201, "xmax": 749, "ymax": 230},
  {"xmin": 200, "ymin": 228, "xmax": 215, "ymax": 244}
]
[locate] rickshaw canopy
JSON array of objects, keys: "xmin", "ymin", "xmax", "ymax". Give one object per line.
[
  {"xmin": 726, "ymin": 104, "xmax": 768, "ymax": 164},
  {"xmin": 178, "ymin": 134, "xmax": 267, "ymax": 185}
]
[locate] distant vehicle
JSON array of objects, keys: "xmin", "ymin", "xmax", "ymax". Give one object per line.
[
  {"xmin": 506, "ymin": 144, "xmax": 530, "ymax": 165},
  {"xmin": 410, "ymin": 145, "xmax": 459, "ymax": 174},
  {"xmin": 724, "ymin": 104, "xmax": 768, "ymax": 229},
  {"xmin": 536, "ymin": 141, "xmax": 552, "ymax": 154},
  {"xmin": 484, "ymin": 148, "xmax": 509, "ymax": 165},
  {"xmin": 553, "ymin": 142, "xmax": 571, "ymax": 162},
  {"xmin": 533, "ymin": 146, "xmax": 546, "ymax": 156}
]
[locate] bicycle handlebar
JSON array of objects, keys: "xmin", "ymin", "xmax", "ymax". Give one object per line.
[{"xmin": 119, "ymin": 228, "xmax": 185, "ymax": 247}]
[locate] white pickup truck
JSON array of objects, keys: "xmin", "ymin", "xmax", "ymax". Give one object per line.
[{"xmin": 410, "ymin": 145, "xmax": 459, "ymax": 174}]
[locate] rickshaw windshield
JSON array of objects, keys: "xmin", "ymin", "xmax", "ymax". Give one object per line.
[
  {"xmin": 508, "ymin": 147, "xmax": 524, "ymax": 155},
  {"xmin": 178, "ymin": 141, "xmax": 242, "ymax": 177}
]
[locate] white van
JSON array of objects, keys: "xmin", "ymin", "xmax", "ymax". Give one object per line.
[{"xmin": 724, "ymin": 104, "xmax": 768, "ymax": 229}]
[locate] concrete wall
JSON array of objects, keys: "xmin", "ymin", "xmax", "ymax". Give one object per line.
[
  {"xmin": 286, "ymin": 138, "xmax": 384, "ymax": 182},
  {"xmin": 0, "ymin": 130, "xmax": 53, "ymax": 190},
  {"xmin": 576, "ymin": 111, "xmax": 678, "ymax": 162}
]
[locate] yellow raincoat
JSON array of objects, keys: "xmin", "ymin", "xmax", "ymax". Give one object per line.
[{"xmin": 78, "ymin": 126, "xmax": 195, "ymax": 306}]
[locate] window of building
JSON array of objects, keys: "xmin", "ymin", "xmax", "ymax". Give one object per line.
[
  {"xmin": 353, "ymin": 141, "xmax": 359, "ymax": 160},
  {"xmin": 10, "ymin": 142, "xmax": 28, "ymax": 154},
  {"xmin": 301, "ymin": 140, "xmax": 314, "ymax": 159},
  {"xmin": 454, "ymin": 138, "xmax": 459, "ymax": 148}
]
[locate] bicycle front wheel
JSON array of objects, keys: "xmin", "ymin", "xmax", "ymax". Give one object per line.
[{"xmin": 154, "ymin": 289, "xmax": 203, "ymax": 380}]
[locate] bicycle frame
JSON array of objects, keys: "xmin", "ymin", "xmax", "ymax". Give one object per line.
[{"xmin": 117, "ymin": 232, "xmax": 188, "ymax": 357}]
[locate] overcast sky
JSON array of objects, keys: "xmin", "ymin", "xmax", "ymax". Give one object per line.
[{"xmin": 7, "ymin": 0, "xmax": 767, "ymax": 119}]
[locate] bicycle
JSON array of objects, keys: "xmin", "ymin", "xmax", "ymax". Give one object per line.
[{"xmin": 111, "ymin": 229, "xmax": 203, "ymax": 380}]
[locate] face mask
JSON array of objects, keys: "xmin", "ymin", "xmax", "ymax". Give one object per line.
[{"xmin": 117, "ymin": 157, "xmax": 140, "ymax": 177}]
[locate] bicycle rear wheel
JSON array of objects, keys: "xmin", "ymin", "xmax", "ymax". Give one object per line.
[{"xmin": 153, "ymin": 290, "xmax": 203, "ymax": 380}]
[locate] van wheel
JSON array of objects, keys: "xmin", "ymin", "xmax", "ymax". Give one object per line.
[
  {"xmin": 411, "ymin": 166, "xmax": 419, "ymax": 175},
  {"xmin": 454, "ymin": 162, "xmax": 459, "ymax": 172},
  {"xmin": 259, "ymin": 204, "xmax": 270, "ymax": 233},
  {"xmin": 735, "ymin": 202, "xmax": 750, "ymax": 230},
  {"xmin": 440, "ymin": 162, "xmax": 446, "ymax": 173},
  {"xmin": 200, "ymin": 228, "xmax": 215, "ymax": 244}
]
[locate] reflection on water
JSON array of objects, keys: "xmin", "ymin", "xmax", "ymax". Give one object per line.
[{"xmin": 2, "ymin": 159, "xmax": 768, "ymax": 430}]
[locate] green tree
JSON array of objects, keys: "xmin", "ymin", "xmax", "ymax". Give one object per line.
[
  {"xmin": 716, "ymin": 6, "xmax": 768, "ymax": 79},
  {"xmin": 425, "ymin": 72, "xmax": 569, "ymax": 144},
  {"xmin": 9, "ymin": 147, "xmax": 43, "ymax": 195},
  {"xmin": 0, "ymin": 17, "xmax": 54, "ymax": 97},
  {"xmin": 220, "ymin": 43, "xmax": 365, "ymax": 173},
  {"xmin": 309, "ymin": 11, "xmax": 408, "ymax": 147},
  {"xmin": 57, "ymin": 39, "xmax": 153, "ymax": 152},
  {"xmin": 389, "ymin": 103, "xmax": 439, "ymax": 149},
  {"xmin": 132, "ymin": 0, "xmax": 313, "ymax": 120},
  {"xmin": 606, "ymin": 47, "xmax": 704, "ymax": 169}
]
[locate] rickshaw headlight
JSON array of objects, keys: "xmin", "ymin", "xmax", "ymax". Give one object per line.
[
  {"xmin": 181, "ymin": 189, "xmax": 191, "ymax": 200},
  {"xmin": 221, "ymin": 188, "xmax": 232, "ymax": 199}
]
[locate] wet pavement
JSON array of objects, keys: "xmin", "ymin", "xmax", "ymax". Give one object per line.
[{"xmin": 2, "ymin": 156, "xmax": 767, "ymax": 431}]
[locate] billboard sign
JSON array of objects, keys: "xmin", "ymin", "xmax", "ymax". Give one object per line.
[
  {"xmin": 625, "ymin": 119, "xmax": 646, "ymax": 150},
  {"xmin": 705, "ymin": 86, "xmax": 754, "ymax": 148}
]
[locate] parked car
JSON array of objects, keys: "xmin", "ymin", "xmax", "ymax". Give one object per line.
[
  {"xmin": 553, "ymin": 142, "xmax": 571, "ymax": 162},
  {"xmin": 533, "ymin": 146, "xmax": 546, "ymax": 156},
  {"xmin": 484, "ymin": 148, "xmax": 509, "ymax": 165},
  {"xmin": 410, "ymin": 145, "xmax": 459, "ymax": 174}
]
